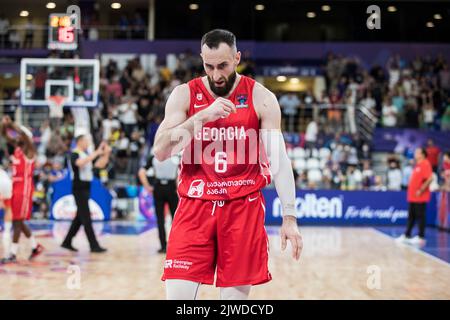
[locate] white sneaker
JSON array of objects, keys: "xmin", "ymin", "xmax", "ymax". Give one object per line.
[
  {"xmin": 395, "ymin": 234, "xmax": 409, "ymax": 243},
  {"xmin": 409, "ymin": 236, "xmax": 426, "ymax": 246}
]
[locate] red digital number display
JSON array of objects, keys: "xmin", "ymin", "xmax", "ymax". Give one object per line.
[
  {"xmin": 48, "ymin": 14, "xmax": 77, "ymax": 50},
  {"xmin": 58, "ymin": 27, "xmax": 75, "ymax": 43}
]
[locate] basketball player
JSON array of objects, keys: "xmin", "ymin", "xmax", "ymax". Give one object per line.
[
  {"xmin": 0, "ymin": 158, "xmax": 13, "ymax": 261},
  {"xmin": 153, "ymin": 29, "xmax": 303, "ymax": 300},
  {"xmin": 1, "ymin": 116, "xmax": 43, "ymax": 264}
]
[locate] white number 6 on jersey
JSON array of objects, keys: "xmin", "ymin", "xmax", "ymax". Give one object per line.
[{"xmin": 214, "ymin": 152, "xmax": 227, "ymax": 173}]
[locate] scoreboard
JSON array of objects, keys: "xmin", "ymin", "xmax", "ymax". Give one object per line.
[{"xmin": 48, "ymin": 13, "xmax": 78, "ymax": 50}]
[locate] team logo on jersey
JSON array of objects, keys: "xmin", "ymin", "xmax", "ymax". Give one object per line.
[
  {"xmin": 236, "ymin": 94, "xmax": 248, "ymax": 109},
  {"xmin": 188, "ymin": 179, "xmax": 205, "ymax": 198},
  {"xmin": 196, "ymin": 93, "xmax": 203, "ymax": 101}
]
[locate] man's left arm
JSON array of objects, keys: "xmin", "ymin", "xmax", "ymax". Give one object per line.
[
  {"xmin": 255, "ymin": 83, "xmax": 303, "ymax": 261},
  {"xmin": 416, "ymin": 164, "xmax": 434, "ymax": 196}
]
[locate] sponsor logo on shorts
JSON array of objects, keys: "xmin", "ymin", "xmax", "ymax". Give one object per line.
[
  {"xmin": 165, "ymin": 259, "xmax": 193, "ymax": 270},
  {"xmin": 164, "ymin": 260, "xmax": 173, "ymax": 269},
  {"xmin": 188, "ymin": 179, "xmax": 205, "ymax": 198}
]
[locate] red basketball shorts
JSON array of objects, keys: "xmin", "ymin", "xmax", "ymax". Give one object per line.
[
  {"xmin": 162, "ymin": 190, "xmax": 272, "ymax": 287},
  {"xmin": 11, "ymin": 184, "xmax": 33, "ymax": 221}
]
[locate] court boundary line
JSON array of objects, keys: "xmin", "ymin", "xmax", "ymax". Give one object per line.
[{"xmin": 371, "ymin": 227, "xmax": 450, "ymax": 268}]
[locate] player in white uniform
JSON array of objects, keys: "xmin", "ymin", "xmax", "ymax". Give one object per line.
[{"xmin": 0, "ymin": 160, "xmax": 13, "ymax": 262}]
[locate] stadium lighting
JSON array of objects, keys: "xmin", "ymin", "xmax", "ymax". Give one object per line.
[
  {"xmin": 387, "ymin": 6, "xmax": 397, "ymax": 12},
  {"xmin": 290, "ymin": 78, "xmax": 300, "ymax": 84},
  {"xmin": 111, "ymin": 3, "xmax": 121, "ymax": 9},
  {"xmin": 20, "ymin": 10, "xmax": 29, "ymax": 17},
  {"xmin": 189, "ymin": 3, "xmax": 199, "ymax": 10},
  {"xmin": 321, "ymin": 5, "xmax": 331, "ymax": 12},
  {"xmin": 433, "ymin": 14, "xmax": 442, "ymax": 20},
  {"xmin": 307, "ymin": 12, "xmax": 316, "ymax": 18},
  {"xmin": 426, "ymin": 21, "xmax": 434, "ymax": 28},
  {"xmin": 255, "ymin": 4, "xmax": 265, "ymax": 11},
  {"xmin": 46, "ymin": 2, "xmax": 56, "ymax": 9},
  {"xmin": 276, "ymin": 76, "xmax": 287, "ymax": 82}
]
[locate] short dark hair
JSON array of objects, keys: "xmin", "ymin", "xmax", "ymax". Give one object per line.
[{"xmin": 201, "ymin": 29, "xmax": 236, "ymax": 50}]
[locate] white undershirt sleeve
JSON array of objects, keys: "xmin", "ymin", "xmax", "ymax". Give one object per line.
[{"xmin": 261, "ymin": 129, "xmax": 297, "ymax": 218}]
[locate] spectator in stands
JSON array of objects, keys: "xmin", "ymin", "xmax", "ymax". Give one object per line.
[
  {"xmin": 118, "ymin": 95, "xmax": 138, "ymax": 137},
  {"xmin": 392, "ymin": 88, "xmax": 405, "ymax": 126},
  {"xmin": 0, "ymin": 14, "xmax": 9, "ymax": 48},
  {"xmin": 132, "ymin": 12, "xmax": 146, "ymax": 39},
  {"xmin": 131, "ymin": 60, "xmax": 146, "ymax": 83},
  {"xmin": 304, "ymin": 120, "xmax": 318, "ymax": 149},
  {"xmin": 23, "ymin": 17, "xmax": 34, "ymax": 49},
  {"xmin": 279, "ymin": 92, "xmax": 300, "ymax": 132},
  {"xmin": 102, "ymin": 111, "xmax": 121, "ymax": 142},
  {"xmin": 327, "ymin": 88, "xmax": 342, "ymax": 133},
  {"xmin": 425, "ymin": 139, "xmax": 441, "ymax": 172},
  {"xmin": 386, "ymin": 159, "xmax": 402, "ymax": 191},
  {"xmin": 402, "ymin": 159, "xmax": 415, "ymax": 190},
  {"xmin": 371, "ymin": 176, "xmax": 387, "ymax": 191},
  {"xmin": 360, "ymin": 91, "xmax": 376, "ymax": 110},
  {"xmin": 382, "ymin": 97, "xmax": 398, "ymax": 127},
  {"xmin": 106, "ymin": 75, "xmax": 123, "ymax": 105},
  {"xmin": 118, "ymin": 14, "xmax": 129, "ymax": 39},
  {"xmin": 358, "ymin": 142, "xmax": 371, "ymax": 162},
  {"xmin": 387, "ymin": 55, "xmax": 401, "ymax": 89},
  {"xmin": 8, "ymin": 29, "xmax": 19, "ymax": 49},
  {"xmin": 115, "ymin": 130, "xmax": 129, "ymax": 172},
  {"xmin": 439, "ymin": 64, "xmax": 450, "ymax": 94},
  {"xmin": 106, "ymin": 59, "xmax": 119, "ymax": 80},
  {"xmin": 422, "ymin": 103, "xmax": 435, "ymax": 129},
  {"xmin": 137, "ymin": 96, "xmax": 152, "ymax": 132},
  {"xmin": 345, "ymin": 165, "xmax": 362, "ymax": 190},
  {"xmin": 297, "ymin": 171, "xmax": 309, "ymax": 190},
  {"xmin": 441, "ymin": 100, "xmax": 450, "ymax": 131},
  {"xmin": 405, "ymin": 103, "xmax": 420, "ymax": 128},
  {"xmin": 128, "ymin": 130, "xmax": 144, "ymax": 182},
  {"xmin": 361, "ymin": 161, "xmax": 374, "ymax": 190},
  {"xmin": 330, "ymin": 163, "xmax": 343, "ymax": 189}
]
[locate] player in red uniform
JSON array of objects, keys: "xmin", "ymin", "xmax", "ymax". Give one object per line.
[
  {"xmin": 1, "ymin": 116, "xmax": 43, "ymax": 264},
  {"xmin": 153, "ymin": 29, "xmax": 303, "ymax": 299}
]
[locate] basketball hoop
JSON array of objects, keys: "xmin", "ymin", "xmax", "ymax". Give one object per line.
[
  {"xmin": 47, "ymin": 95, "xmax": 66, "ymax": 119},
  {"xmin": 47, "ymin": 95, "xmax": 66, "ymax": 130}
]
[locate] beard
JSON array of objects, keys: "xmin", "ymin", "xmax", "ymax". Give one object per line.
[{"xmin": 207, "ymin": 71, "xmax": 237, "ymax": 97}]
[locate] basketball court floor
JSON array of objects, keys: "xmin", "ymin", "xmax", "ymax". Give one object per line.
[{"xmin": 1, "ymin": 221, "xmax": 449, "ymax": 300}]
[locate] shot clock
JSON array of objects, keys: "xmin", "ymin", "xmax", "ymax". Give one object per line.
[{"xmin": 48, "ymin": 13, "xmax": 78, "ymax": 50}]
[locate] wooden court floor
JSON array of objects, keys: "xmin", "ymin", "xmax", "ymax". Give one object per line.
[{"xmin": 1, "ymin": 223, "xmax": 449, "ymax": 299}]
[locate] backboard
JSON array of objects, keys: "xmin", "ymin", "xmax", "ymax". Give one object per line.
[{"xmin": 20, "ymin": 58, "xmax": 100, "ymax": 107}]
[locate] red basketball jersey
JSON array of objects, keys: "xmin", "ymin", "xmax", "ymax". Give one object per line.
[
  {"xmin": 178, "ymin": 75, "xmax": 271, "ymax": 200},
  {"xmin": 11, "ymin": 147, "xmax": 35, "ymax": 192}
]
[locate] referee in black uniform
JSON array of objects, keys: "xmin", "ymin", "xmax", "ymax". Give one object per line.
[
  {"xmin": 138, "ymin": 151, "xmax": 179, "ymax": 253},
  {"xmin": 61, "ymin": 129, "xmax": 111, "ymax": 253}
]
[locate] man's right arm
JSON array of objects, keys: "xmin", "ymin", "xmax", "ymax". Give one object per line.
[{"xmin": 153, "ymin": 84, "xmax": 236, "ymax": 161}]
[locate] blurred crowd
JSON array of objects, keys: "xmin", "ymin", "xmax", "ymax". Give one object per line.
[
  {"xmin": 277, "ymin": 52, "xmax": 450, "ymax": 135},
  {"xmin": 1, "ymin": 50, "xmax": 450, "ymax": 219}
]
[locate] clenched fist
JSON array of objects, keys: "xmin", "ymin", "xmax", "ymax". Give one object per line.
[{"xmin": 197, "ymin": 97, "xmax": 237, "ymax": 123}]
